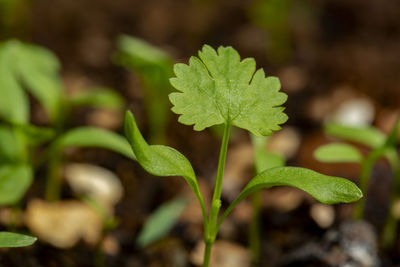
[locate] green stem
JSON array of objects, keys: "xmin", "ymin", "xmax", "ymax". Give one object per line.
[
  {"xmin": 203, "ymin": 122, "xmax": 231, "ymax": 265},
  {"xmin": 44, "ymin": 148, "xmax": 62, "ymax": 201},
  {"xmin": 203, "ymin": 241, "xmax": 212, "ymax": 267},
  {"xmin": 382, "ymin": 153, "xmax": 400, "ymax": 247},
  {"xmin": 249, "ymin": 191, "xmax": 261, "ymax": 265},
  {"xmin": 353, "ymin": 148, "xmax": 384, "ymax": 219}
]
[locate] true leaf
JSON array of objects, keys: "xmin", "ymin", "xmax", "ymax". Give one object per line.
[
  {"xmin": 325, "ymin": 123, "xmax": 385, "ymax": 148},
  {"xmin": 314, "ymin": 143, "xmax": 363, "ymax": 163},
  {"xmin": 169, "ymin": 45, "xmax": 288, "ymax": 136},
  {"xmin": 137, "ymin": 197, "xmax": 187, "ymax": 247},
  {"xmin": 0, "ymin": 232, "xmax": 36, "ymax": 248},
  {"xmin": 124, "ymin": 111, "xmax": 206, "ymax": 220},
  {"xmin": 0, "ymin": 164, "xmax": 33, "ymax": 205},
  {"xmin": 218, "ymin": 167, "xmax": 362, "ymax": 227},
  {"xmin": 55, "ymin": 127, "xmax": 135, "ymax": 160}
]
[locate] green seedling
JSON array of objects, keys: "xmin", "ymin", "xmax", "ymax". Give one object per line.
[
  {"xmin": 136, "ymin": 196, "xmax": 187, "ymax": 248},
  {"xmin": 0, "ymin": 39, "xmax": 135, "ymax": 203},
  {"xmin": 0, "ymin": 231, "xmax": 36, "ymax": 248},
  {"xmin": 314, "ymin": 117, "xmax": 400, "ymax": 247},
  {"xmin": 115, "ymin": 35, "xmax": 173, "ymax": 144},
  {"xmin": 0, "ymin": 40, "xmax": 136, "ymax": 250},
  {"xmin": 249, "ymin": 135, "xmax": 285, "ymax": 264},
  {"xmin": 125, "ymin": 45, "xmax": 362, "ymax": 266}
]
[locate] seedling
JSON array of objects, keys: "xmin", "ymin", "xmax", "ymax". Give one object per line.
[
  {"xmin": 314, "ymin": 116, "xmax": 400, "ymax": 246},
  {"xmin": 0, "ymin": 40, "xmax": 136, "ymax": 251},
  {"xmin": 125, "ymin": 45, "xmax": 362, "ymax": 266},
  {"xmin": 0, "ymin": 40, "xmax": 135, "ymax": 203},
  {"xmin": 115, "ymin": 35, "xmax": 173, "ymax": 144}
]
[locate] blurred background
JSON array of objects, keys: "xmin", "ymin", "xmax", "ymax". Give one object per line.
[{"xmin": 0, "ymin": 0, "xmax": 400, "ymax": 266}]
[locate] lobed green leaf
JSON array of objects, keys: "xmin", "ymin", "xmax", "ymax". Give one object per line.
[
  {"xmin": 0, "ymin": 232, "xmax": 36, "ymax": 248},
  {"xmin": 314, "ymin": 143, "xmax": 363, "ymax": 163},
  {"xmin": 169, "ymin": 45, "xmax": 288, "ymax": 136},
  {"xmin": 0, "ymin": 164, "xmax": 33, "ymax": 205},
  {"xmin": 218, "ymin": 167, "xmax": 362, "ymax": 227},
  {"xmin": 137, "ymin": 197, "xmax": 187, "ymax": 247}
]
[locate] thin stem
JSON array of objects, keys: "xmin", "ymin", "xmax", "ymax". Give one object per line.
[
  {"xmin": 208, "ymin": 122, "xmax": 231, "ymax": 238},
  {"xmin": 382, "ymin": 153, "xmax": 400, "ymax": 247},
  {"xmin": 353, "ymin": 145, "xmax": 391, "ymax": 219},
  {"xmin": 203, "ymin": 241, "xmax": 212, "ymax": 267},
  {"xmin": 44, "ymin": 148, "xmax": 62, "ymax": 201},
  {"xmin": 202, "ymin": 122, "xmax": 231, "ymax": 266},
  {"xmin": 353, "ymin": 148, "xmax": 385, "ymax": 219}
]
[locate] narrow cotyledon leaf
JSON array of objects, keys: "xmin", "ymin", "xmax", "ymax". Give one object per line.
[
  {"xmin": 217, "ymin": 167, "xmax": 362, "ymax": 229},
  {"xmin": 124, "ymin": 111, "xmax": 207, "ymax": 225}
]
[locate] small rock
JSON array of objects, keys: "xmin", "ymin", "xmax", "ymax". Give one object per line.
[
  {"xmin": 310, "ymin": 203, "xmax": 335, "ymax": 229},
  {"xmin": 65, "ymin": 163, "xmax": 123, "ymax": 210},
  {"xmin": 25, "ymin": 199, "xmax": 103, "ymax": 248}
]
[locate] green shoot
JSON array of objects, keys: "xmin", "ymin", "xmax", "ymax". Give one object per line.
[
  {"xmin": 314, "ymin": 116, "xmax": 400, "ymax": 247},
  {"xmin": 136, "ymin": 197, "xmax": 187, "ymax": 248},
  {"xmin": 116, "ymin": 35, "xmax": 173, "ymax": 144},
  {"xmin": 125, "ymin": 45, "xmax": 362, "ymax": 267}
]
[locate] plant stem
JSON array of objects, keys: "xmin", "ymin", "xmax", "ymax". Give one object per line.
[
  {"xmin": 249, "ymin": 191, "xmax": 261, "ymax": 265},
  {"xmin": 382, "ymin": 153, "xmax": 400, "ymax": 247},
  {"xmin": 353, "ymin": 148, "xmax": 384, "ymax": 219},
  {"xmin": 203, "ymin": 122, "xmax": 231, "ymax": 266},
  {"xmin": 203, "ymin": 241, "xmax": 212, "ymax": 267},
  {"xmin": 44, "ymin": 148, "xmax": 62, "ymax": 201}
]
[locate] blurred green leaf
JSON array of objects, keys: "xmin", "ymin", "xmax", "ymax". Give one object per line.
[
  {"xmin": 116, "ymin": 35, "xmax": 172, "ymax": 70},
  {"xmin": 0, "ymin": 125, "xmax": 21, "ymax": 163},
  {"xmin": 218, "ymin": 167, "xmax": 362, "ymax": 226},
  {"xmin": 325, "ymin": 123, "xmax": 385, "ymax": 148},
  {"xmin": 16, "ymin": 42, "xmax": 62, "ymax": 120},
  {"xmin": 137, "ymin": 197, "xmax": 187, "ymax": 247},
  {"xmin": 116, "ymin": 35, "xmax": 172, "ymax": 143},
  {"xmin": 0, "ymin": 164, "xmax": 33, "ymax": 205},
  {"xmin": 16, "ymin": 123, "xmax": 55, "ymax": 146},
  {"xmin": 384, "ymin": 115, "xmax": 400, "ymax": 148},
  {"xmin": 0, "ymin": 41, "xmax": 29, "ymax": 123},
  {"xmin": 68, "ymin": 87, "xmax": 124, "ymax": 110},
  {"xmin": 0, "ymin": 232, "xmax": 36, "ymax": 248},
  {"xmin": 169, "ymin": 45, "xmax": 288, "ymax": 136},
  {"xmin": 314, "ymin": 143, "xmax": 363, "ymax": 163},
  {"xmin": 0, "ymin": 40, "xmax": 62, "ymax": 122},
  {"xmin": 124, "ymin": 111, "xmax": 207, "ymax": 220},
  {"xmin": 252, "ymin": 135, "xmax": 285, "ymax": 173},
  {"xmin": 56, "ymin": 127, "xmax": 136, "ymax": 160}
]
